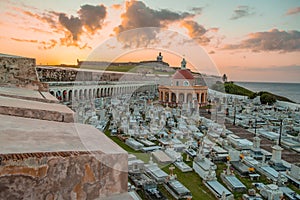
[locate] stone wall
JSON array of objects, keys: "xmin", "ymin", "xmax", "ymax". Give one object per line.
[
  {"xmin": 0, "ymin": 151, "xmax": 128, "ymax": 199},
  {"xmin": 0, "ymin": 103, "xmax": 74, "ymax": 123},
  {"xmin": 0, "ymin": 55, "xmax": 48, "ymax": 91}
]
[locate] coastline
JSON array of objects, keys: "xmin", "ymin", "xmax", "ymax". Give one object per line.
[{"xmin": 235, "ymin": 81, "xmax": 300, "ymax": 104}]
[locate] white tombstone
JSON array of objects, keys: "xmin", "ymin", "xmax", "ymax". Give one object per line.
[
  {"xmin": 270, "ymin": 142, "xmax": 283, "ymax": 164},
  {"xmin": 252, "ymin": 135, "xmax": 261, "ymax": 150},
  {"xmin": 229, "ymin": 150, "xmax": 240, "ymax": 162}
]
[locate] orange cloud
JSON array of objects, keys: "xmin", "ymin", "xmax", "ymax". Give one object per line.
[
  {"xmin": 223, "ymin": 29, "xmax": 300, "ymax": 52},
  {"xmin": 113, "ymin": 1, "xmax": 194, "ymax": 48},
  {"xmin": 181, "ymin": 20, "xmax": 210, "ymax": 45},
  {"xmin": 15, "ymin": 4, "xmax": 107, "ymax": 49},
  {"xmin": 11, "ymin": 37, "xmax": 59, "ymax": 50},
  {"xmin": 11, "ymin": 38, "xmax": 38, "ymax": 43},
  {"xmin": 39, "ymin": 39, "xmax": 57, "ymax": 50},
  {"xmin": 286, "ymin": 7, "xmax": 300, "ymax": 15},
  {"xmin": 111, "ymin": 4, "xmax": 122, "ymax": 10}
]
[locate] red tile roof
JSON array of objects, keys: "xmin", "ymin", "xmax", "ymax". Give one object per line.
[{"xmin": 173, "ymin": 69, "xmax": 194, "ymax": 79}]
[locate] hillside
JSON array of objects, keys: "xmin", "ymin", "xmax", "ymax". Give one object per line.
[{"xmin": 211, "ymin": 82, "xmax": 294, "ymax": 104}]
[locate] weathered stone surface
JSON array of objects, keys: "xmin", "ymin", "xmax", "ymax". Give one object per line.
[
  {"xmin": 0, "ymin": 153, "xmax": 127, "ymax": 200},
  {"xmin": 0, "ymin": 96, "xmax": 74, "ymax": 122},
  {"xmin": 0, "ymin": 54, "xmax": 48, "ymax": 91}
]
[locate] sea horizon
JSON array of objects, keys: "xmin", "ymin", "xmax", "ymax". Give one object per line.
[
  {"xmin": 234, "ymin": 80, "xmax": 300, "ymax": 84},
  {"xmin": 234, "ymin": 81, "xmax": 300, "ymax": 104}
]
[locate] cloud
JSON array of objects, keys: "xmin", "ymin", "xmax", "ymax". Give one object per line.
[
  {"xmin": 286, "ymin": 7, "xmax": 300, "ymax": 15},
  {"xmin": 57, "ymin": 4, "xmax": 106, "ymax": 41},
  {"xmin": 22, "ymin": 10, "xmax": 58, "ymax": 29},
  {"xmin": 228, "ymin": 65, "xmax": 300, "ymax": 72},
  {"xmin": 18, "ymin": 4, "xmax": 106, "ymax": 49},
  {"xmin": 190, "ymin": 7, "xmax": 203, "ymax": 15},
  {"xmin": 251, "ymin": 65, "xmax": 300, "ymax": 72},
  {"xmin": 11, "ymin": 38, "xmax": 38, "ymax": 43},
  {"xmin": 78, "ymin": 4, "xmax": 106, "ymax": 34},
  {"xmin": 113, "ymin": 1, "xmax": 194, "ymax": 48},
  {"xmin": 209, "ymin": 27, "xmax": 219, "ymax": 32},
  {"xmin": 11, "ymin": 37, "xmax": 58, "ymax": 50},
  {"xmin": 230, "ymin": 5, "xmax": 254, "ymax": 20},
  {"xmin": 181, "ymin": 20, "xmax": 210, "ymax": 45},
  {"xmin": 27, "ymin": 27, "xmax": 53, "ymax": 34},
  {"xmin": 223, "ymin": 29, "xmax": 300, "ymax": 52},
  {"xmin": 58, "ymin": 13, "xmax": 82, "ymax": 41},
  {"xmin": 111, "ymin": 4, "xmax": 122, "ymax": 10},
  {"xmin": 39, "ymin": 39, "xmax": 58, "ymax": 50}
]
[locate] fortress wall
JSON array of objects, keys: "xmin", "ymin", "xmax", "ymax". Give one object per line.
[{"xmin": 0, "ymin": 151, "xmax": 128, "ymax": 199}]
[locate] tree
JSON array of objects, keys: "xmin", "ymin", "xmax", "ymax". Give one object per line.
[
  {"xmin": 260, "ymin": 93, "xmax": 276, "ymax": 105},
  {"xmin": 222, "ymin": 74, "xmax": 228, "ymax": 82}
]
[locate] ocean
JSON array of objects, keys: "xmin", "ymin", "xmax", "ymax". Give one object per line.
[{"xmin": 235, "ymin": 82, "xmax": 300, "ymax": 104}]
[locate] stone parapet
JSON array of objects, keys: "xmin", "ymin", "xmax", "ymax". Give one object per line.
[{"xmin": 0, "ymin": 151, "xmax": 127, "ymax": 199}]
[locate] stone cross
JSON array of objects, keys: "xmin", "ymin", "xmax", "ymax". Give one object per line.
[{"xmin": 169, "ymin": 165, "xmax": 175, "ymax": 176}]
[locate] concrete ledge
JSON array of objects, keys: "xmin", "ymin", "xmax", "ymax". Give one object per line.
[{"xmin": 0, "ymin": 96, "xmax": 73, "ymax": 122}]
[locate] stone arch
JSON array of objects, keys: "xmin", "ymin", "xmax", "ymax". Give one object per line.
[
  {"xmin": 171, "ymin": 92, "xmax": 176, "ymax": 102},
  {"xmin": 165, "ymin": 92, "xmax": 169, "ymax": 102},
  {"xmin": 89, "ymin": 89, "xmax": 92, "ymax": 99},
  {"xmin": 93, "ymin": 88, "xmax": 96, "ymax": 98},
  {"xmin": 187, "ymin": 93, "xmax": 193, "ymax": 103},
  {"xmin": 79, "ymin": 89, "xmax": 83, "ymax": 100},
  {"xmin": 62, "ymin": 90, "xmax": 67, "ymax": 102},
  {"xmin": 56, "ymin": 90, "xmax": 62, "ymax": 101},
  {"xmin": 96, "ymin": 88, "xmax": 100, "ymax": 98},
  {"xmin": 179, "ymin": 93, "xmax": 184, "ymax": 103},
  {"xmin": 74, "ymin": 90, "xmax": 78, "ymax": 100},
  {"xmin": 68, "ymin": 90, "xmax": 72, "ymax": 101},
  {"xmin": 84, "ymin": 89, "xmax": 87, "ymax": 99},
  {"xmin": 201, "ymin": 93, "xmax": 205, "ymax": 103}
]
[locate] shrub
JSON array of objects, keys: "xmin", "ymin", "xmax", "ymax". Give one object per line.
[{"xmin": 260, "ymin": 93, "xmax": 276, "ymax": 105}]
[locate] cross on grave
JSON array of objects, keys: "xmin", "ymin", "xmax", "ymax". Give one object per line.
[{"xmin": 169, "ymin": 165, "xmax": 175, "ymax": 176}]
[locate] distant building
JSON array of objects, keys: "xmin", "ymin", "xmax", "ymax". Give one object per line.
[{"xmin": 158, "ymin": 58, "xmax": 208, "ymax": 108}]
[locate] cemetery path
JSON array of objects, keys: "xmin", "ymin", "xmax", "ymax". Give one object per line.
[{"xmin": 199, "ymin": 109, "xmax": 300, "ymax": 164}]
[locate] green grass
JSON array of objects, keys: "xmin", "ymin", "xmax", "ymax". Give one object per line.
[
  {"xmin": 216, "ymin": 163, "xmax": 273, "ymax": 200},
  {"xmin": 106, "ymin": 65, "xmax": 137, "ymax": 72},
  {"xmin": 104, "ymin": 129, "xmax": 137, "ymax": 153},
  {"xmin": 211, "ymin": 82, "xmax": 294, "ymax": 103},
  {"xmin": 104, "ymin": 125, "xmax": 215, "ymax": 200},
  {"xmin": 161, "ymin": 164, "xmax": 216, "ymax": 200},
  {"xmin": 224, "ymin": 82, "xmax": 255, "ymax": 98}
]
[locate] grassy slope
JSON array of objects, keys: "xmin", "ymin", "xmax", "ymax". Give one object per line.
[
  {"xmin": 224, "ymin": 82, "xmax": 255, "ymax": 97},
  {"xmin": 212, "ymin": 82, "xmax": 294, "ymax": 103},
  {"xmin": 76, "ymin": 64, "xmax": 174, "ymax": 75}
]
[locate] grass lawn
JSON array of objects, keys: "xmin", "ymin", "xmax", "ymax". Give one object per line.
[
  {"xmin": 161, "ymin": 164, "xmax": 216, "ymax": 200},
  {"xmin": 104, "ymin": 128, "xmax": 216, "ymax": 199},
  {"xmin": 105, "ymin": 127, "xmax": 297, "ymax": 200}
]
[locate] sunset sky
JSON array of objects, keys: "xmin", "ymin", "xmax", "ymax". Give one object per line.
[{"xmin": 0, "ymin": 0, "xmax": 299, "ymax": 82}]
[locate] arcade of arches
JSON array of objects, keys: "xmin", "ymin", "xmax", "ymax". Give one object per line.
[
  {"xmin": 158, "ymin": 85, "xmax": 208, "ymax": 107},
  {"xmin": 49, "ymin": 83, "xmax": 156, "ymax": 102}
]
